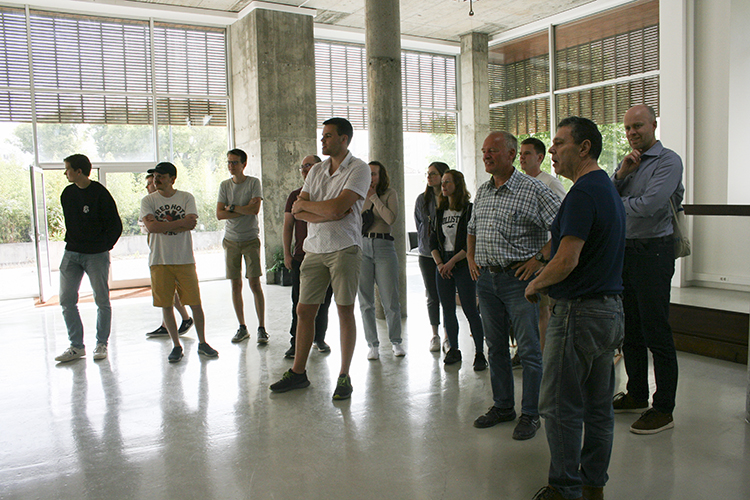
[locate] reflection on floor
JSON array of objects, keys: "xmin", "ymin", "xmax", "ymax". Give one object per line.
[{"xmin": 1, "ymin": 258, "xmax": 749, "ymax": 499}]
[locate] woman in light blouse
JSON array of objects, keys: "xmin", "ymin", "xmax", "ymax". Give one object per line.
[
  {"xmin": 430, "ymin": 169, "xmax": 486, "ymax": 370},
  {"xmin": 359, "ymin": 161, "xmax": 403, "ymax": 360}
]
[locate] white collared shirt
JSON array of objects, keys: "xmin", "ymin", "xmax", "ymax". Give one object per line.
[{"xmin": 301, "ymin": 151, "xmax": 371, "ymax": 254}]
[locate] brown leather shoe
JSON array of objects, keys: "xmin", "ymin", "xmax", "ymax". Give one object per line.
[{"xmin": 582, "ymin": 485, "xmax": 604, "ymax": 500}]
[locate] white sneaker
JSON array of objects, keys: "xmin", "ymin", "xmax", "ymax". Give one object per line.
[
  {"xmin": 429, "ymin": 335, "xmax": 440, "ymax": 352},
  {"xmin": 392, "ymin": 343, "xmax": 406, "ymax": 357},
  {"xmin": 93, "ymin": 343, "xmax": 108, "ymax": 360},
  {"xmin": 442, "ymin": 338, "xmax": 451, "ymax": 354},
  {"xmin": 367, "ymin": 346, "xmax": 380, "ymax": 360},
  {"xmin": 55, "ymin": 346, "xmax": 85, "ymax": 363}
]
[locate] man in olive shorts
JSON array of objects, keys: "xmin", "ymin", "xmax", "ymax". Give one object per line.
[
  {"xmin": 269, "ymin": 118, "xmax": 371, "ymax": 400},
  {"xmin": 216, "ymin": 148, "xmax": 267, "ymax": 344}
]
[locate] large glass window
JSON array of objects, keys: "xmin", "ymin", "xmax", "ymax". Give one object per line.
[
  {"xmin": 488, "ymin": 0, "xmax": 660, "ymax": 176},
  {"xmin": 315, "ymin": 41, "xmax": 458, "ymax": 232},
  {"xmin": 555, "ymin": 0, "xmax": 659, "ymax": 173},
  {"xmin": 0, "ymin": 7, "xmax": 230, "ymax": 297}
]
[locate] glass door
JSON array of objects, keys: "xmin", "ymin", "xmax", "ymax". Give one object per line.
[{"xmin": 30, "ymin": 166, "xmax": 52, "ymax": 303}]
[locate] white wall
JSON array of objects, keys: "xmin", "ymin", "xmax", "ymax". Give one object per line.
[{"xmin": 683, "ymin": 0, "xmax": 750, "ymax": 290}]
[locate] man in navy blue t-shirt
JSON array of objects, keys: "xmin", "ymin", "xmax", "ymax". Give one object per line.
[{"xmin": 525, "ymin": 117, "xmax": 625, "ymax": 500}]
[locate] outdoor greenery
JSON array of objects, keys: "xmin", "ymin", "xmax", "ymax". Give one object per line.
[{"xmin": 0, "ymin": 121, "xmax": 228, "ymax": 244}]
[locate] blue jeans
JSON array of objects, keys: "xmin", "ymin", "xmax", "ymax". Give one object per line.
[
  {"xmin": 476, "ymin": 268, "xmax": 542, "ymax": 416},
  {"xmin": 59, "ymin": 250, "xmax": 112, "ymax": 348},
  {"xmin": 435, "ymin": 256, "xmax": 484, "ymax": 355},
  {"xmin": 358, "ymin": 237, "xmax": 402, "ymax": 347},
  {"xmin": 622, "ymin": 238, "xmax": 678, "ymax": 413},
  {"xmin": 540, "ymin": 295, "xmax": 624, "ymax": 499},
  {"xmin": 418, "ymin": 256, "xmax": 440, "ymax": 326}
]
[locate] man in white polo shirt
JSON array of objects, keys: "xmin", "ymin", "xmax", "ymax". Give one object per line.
[{"xmin": 270, "ymin": 117, "xmax": 371, "ymax": 400}]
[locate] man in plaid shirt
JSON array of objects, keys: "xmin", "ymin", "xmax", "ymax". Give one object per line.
[{"xmin": 467, "ymin": 131, "xmax": 561, "ymax": 441}]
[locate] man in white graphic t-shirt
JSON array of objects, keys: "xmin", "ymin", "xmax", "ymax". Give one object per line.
[{"xmin": 141, "ymin": 161, "xmax": 218, "ymax": 363}]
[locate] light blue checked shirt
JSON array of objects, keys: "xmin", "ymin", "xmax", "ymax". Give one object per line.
[{"xmin": 468, "ymin": 168, "xmax": 561, "ymax": 268}]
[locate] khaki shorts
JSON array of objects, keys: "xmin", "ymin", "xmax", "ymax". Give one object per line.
[
  {"xmin": 299, "ymin": 246, "xmax": 362, "ymax": 306},
  {"xmin": 150, "ymin": 264, "xmax": 201, "ymax": 307},
  {"xmin": 223, "ymin": 238, "xmax": 262, "ymax": 279}
]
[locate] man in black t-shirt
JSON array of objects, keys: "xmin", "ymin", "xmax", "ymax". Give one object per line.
[
  {"xmin": 525, "ymin": 117, "xmax": 625, "ymax": 500},
  {"xmin": 55, "ymin": 154, "xmax": 122, "ymax": 363}
]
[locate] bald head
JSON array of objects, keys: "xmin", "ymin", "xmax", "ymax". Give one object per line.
[{"xmin": 624, "ymin": 105, "xmax": 658, "ymax": 152}]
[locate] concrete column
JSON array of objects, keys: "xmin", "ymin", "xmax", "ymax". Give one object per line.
[
  {"xmin": 365, "ymin": 0, "xmax": 407, "ymax": 317},
  {"xmin": 230, "ymin": 9, "xmax": 317, "ymax": 274},
  {"xmin": 459, "ymin": 32, "xmax": 490, "ymax": 195}
]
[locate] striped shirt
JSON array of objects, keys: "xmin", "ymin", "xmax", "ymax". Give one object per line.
[{"xmin": 468, "ymin": 168, "xmax": 561, "ymax": 267}]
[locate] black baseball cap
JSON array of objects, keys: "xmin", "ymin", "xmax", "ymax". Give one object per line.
[{"xmin": 148, "ymin": 162, "xmax": 177, "ymax": 177}]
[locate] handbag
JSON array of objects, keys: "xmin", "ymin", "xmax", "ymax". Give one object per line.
[{"xmin": 669, "ymin": 198, "xmax": 691, "ymax": 258}]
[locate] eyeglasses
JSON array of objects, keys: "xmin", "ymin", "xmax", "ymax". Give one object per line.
[
  {"xmin": 227, "ymin": 160, "xmax": 241, "ymax": 166},
  {"xmin": 426, "ymin": 172, "xmax": 440, "ymax": 177},
  {"xmin": 299, "ymin": 163, "xmax": 314, "ymax": 170}
]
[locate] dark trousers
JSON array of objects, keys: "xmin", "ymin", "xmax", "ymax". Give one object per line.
[
  {"xmin": 290, "ymin": 257, "xmax": 332, "ymax": 345},
  {"xmin": 622, "ymin": 238, "xmax": 678, "ymax": 413},
  {"xmin": 435, "ymin": 258, "xmax": 484, "ymax": 355},
  {"xmin": 418, "ymin": 256, "xmax": 441, "ymax": 326}
]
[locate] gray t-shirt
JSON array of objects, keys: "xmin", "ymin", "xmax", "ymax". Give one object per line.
[{"xmin": 217, "ymin": 176, "xmax": 263, "ymax": 242}]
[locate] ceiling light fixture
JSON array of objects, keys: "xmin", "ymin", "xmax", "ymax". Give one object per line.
[{"xmin": 455, "ymin": 0, "xmax": 477, "ymax": 16}]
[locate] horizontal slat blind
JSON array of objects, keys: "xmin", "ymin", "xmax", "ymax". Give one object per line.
[
  {"xmin": 490, "ymin": 98, "xmax": 550, "ymax": 135},
  {"xmin": 315, "ymin": 41, "xmax": 457, "ymax": 133},
  {"xmin": 29, "ymin": 11, "xmax": 151, "ymax": 93},
  {"xmin": 0, "ymin": 8, "xmax": 30, "ymax": 88},
  {"xmin": 0, "ymin": 8, "xmax": 228, "ymax": 127},
  {"xmin": 556, "ymin": 75, "xmax": 659, "ymax": 125},
  {"xmin": 152, "ymin": 23, "xmax": 227, "ymax": 97}
]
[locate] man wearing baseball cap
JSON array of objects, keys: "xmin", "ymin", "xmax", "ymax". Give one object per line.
[{"xmin": 140, "ymin": 162, "xmax": 218, "ymax": 363}]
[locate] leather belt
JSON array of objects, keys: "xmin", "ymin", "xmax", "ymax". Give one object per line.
[
  {"xmin": 365, "ymin": 233, "xmax": 394, "ymax": 241},
  {"xmin": 488, "ymin": 262, "xmax": 521, "ymax": 273}
]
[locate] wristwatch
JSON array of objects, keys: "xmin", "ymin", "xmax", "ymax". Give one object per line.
[
  {"xmin": 534, "ymin": 251, "xmax": 549, "ymax": 264},
  {"xmin": 228, "ymin": 204, "xmax": 235, "ymax": 213}
]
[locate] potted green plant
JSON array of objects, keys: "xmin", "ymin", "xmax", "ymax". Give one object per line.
[{"xmin": 266, "ymin": 248, "xmax": 292, "ymax": 285}]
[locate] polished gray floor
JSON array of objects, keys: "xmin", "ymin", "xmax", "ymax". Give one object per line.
[{"xmin": 2, "ymin": 257, "xmax": 749, "ymax": 499}]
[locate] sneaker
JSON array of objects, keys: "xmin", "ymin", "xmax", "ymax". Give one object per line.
[
  {"xmin": 178, "ymin": 318, "xmax": 194, "ymax": 335},
  {"xmin": 315, "ymin": 340, "xmax": 331, "ymax": 353},
  {"xmin": 473, "ymin": 353, "xmax": 487, "ymax": 371},
  {"xmin": 429, "ymin": 335, "xmax": 441, "ymax": 352},
  {"xmin": 531, "ymin": 486, "xmax": 569, "ymax": 500},
  {"xmin": 146, "ymin": 325, "xmax": 168, "ymax": 337},
  {"xmin": 444, "ymin": 348, "xmax": 462, "ymax": 365},
  {"xmin": 613, "ymin": 391, "xmax": 649, "ymax": 413},
  {"xmin": 270, "ymin": 368, "xmax": 310, "ymax": 393},
  {"xmin": 513, "ymin": 413, "xmax": 541, "ymax": 440},
  {"xmin": 332, "ymin": 373, "xmax": 353, "ymax": 400},
  {"xmin": 93, "ymin": 343, "xmax": 108, "ymax": 361},
  {"xmin": 442, "ymin": 338, "xmax": 451, "ymax": 353},
  {"xmin": 474, "ymin": 406, "xmax": 516, "ymax": 428},
  {"xmin": 168, "ymin": 345, "xmax": 183, "ymax": 363},
  {"xmin": 367, "ymin": 346, "xmax": 380, "ymax": 360},
  {"xmin": 284, "ymin": 343, "xmax": 296, "ymax": 359},
  {"xmin": 392, "ymin": 343, "xmax": 406, "ymax": 357},
  {"xmin": 512, "ymin": 352, "xmax": 522, "ymax": 369},
  {"xmin": 630, "ymin": 408, "xmax": 674, "ymax": 435},
  {"xmin": 55, "ymin": 346, "xmax": 85, "ymax": 363},
  {"xmin": 231, "ymin": 325, "xmax": 249, "ymax": 344},
  {"xmin": 257, "ymin": 326, "xmax": 269, "ymax": 344},
  {"xmin": 197, "ymin": 342, "xmax": 218, "ymax": 358}
]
